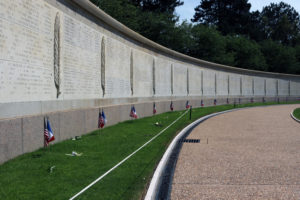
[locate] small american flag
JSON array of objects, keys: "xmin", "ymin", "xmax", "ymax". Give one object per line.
[
  {"xmin": 170, "ymin": 101, "xmax": 174, "ymax": 111},
  {"xmin": 186, "ymin": 101, "xmax": 190, "ymax": 109},
  {"xmin": 153, "ymin": 103, "xmax": 157, "ymax": 114},
  {"xmin": 214, "ymin": 99, "xmax": 217, "ymax": 106},
  {"xmin": 130, "ymin": 106, "xmax": 138, "ymax": 118},
  {"xmin": 201, "ymin": 100, "xmax": 204, "ymax": 107},
  {"xmin": 44, "ymin": 117, "xmax": 55, "ymax": 147},
  {"xmin": 226, "ymin": 98, "xmax": 229, "ymax": 104},
  {"xmin": 98, "ymin": 110, "xmax": 107, "ymax": 128}
]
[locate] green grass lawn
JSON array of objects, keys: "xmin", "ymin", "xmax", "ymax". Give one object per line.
[
  {"xmin": 0, "ymin": 101, "xmax": 299, "ymax": 200},
  {"xmin": 293, "ymin": 107, "xmax": 300, "ymax": 120}
]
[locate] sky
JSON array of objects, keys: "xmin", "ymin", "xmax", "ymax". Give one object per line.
[{"xmin": 175, "ymin": 0, "xmax": 300, "ymax": 22}]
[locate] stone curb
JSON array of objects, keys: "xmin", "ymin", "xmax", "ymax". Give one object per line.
[
  {"xmin": 72, "ymin": 0, "xmax": 300, "ymax": 78},
  {"xmin": 144, "ymin": 108, "xmax": 242, "ymax": 200},
  {"xmin": 291, "ymin": 110, "xmax": 300, "ymax": 123},
  {"xmin": 144, "ymin": 104, "xmax": 300, "ymax": 200}
]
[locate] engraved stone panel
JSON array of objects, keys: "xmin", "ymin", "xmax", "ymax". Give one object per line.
[
  {"xmin": 253, "ymin": 77, "xmax": 265, "ymax": 96},
  {"xmin": 0, "ymin": 0, "xmax": 56, "ymax": 103},
  {"xmin": 242, "ymin": 75, "xmax": 252, "ymax": 96},
  {"xmin": 216, "ymin": 72, "xmax": 229, "ymax": 96},
  {"xmin": 188, "ymin": 66, "xmax": 202, "ymax": 96},
  {"xmin": 203, "ymin": 70, "xmax": 216, "ymax": 96},
  {"xmin": 155, "ymin": 58, "xmax": 171, "ymax": 96},
  {"xmin": 290, "ymin": 81, "xmax": 300, "ymax": 96},
  {"xmin": 173, "ymin": 63, "xmax": 187, "ymax": 96},
  {"xmin": 105, "ymin": 37, "xmax": 131, "ymax": 98},
  {"xmin": 278, "ymin": 79, "xmax": 289, "ymax": 96},
  {"xmin": 266, "ymin": 78, "xmax": 277, "ymax": 96},
  {"xmin": 229, "ymin": 74, "xmax": 240, "ymax": 96},
  {"xmin": 62, "ymin": 14, "xmax": 102, "ymax": 99},
  {"xmin": 132, "ymin": 50, "xmax": 153, "ymax": 97}
]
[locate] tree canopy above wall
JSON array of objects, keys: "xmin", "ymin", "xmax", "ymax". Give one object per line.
[{"xmin": 90, "ymin": 0, "xmax": 300, "ymax": 74}]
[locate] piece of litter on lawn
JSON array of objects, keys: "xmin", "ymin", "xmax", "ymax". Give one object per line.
[
  {"xmin": 72, "ymin": 136, "xmax": 82, "ymax": 140},
  {"xmin": 65, "ymin": 151, "xmax": 82, "ymax": 157},
  {"xmin": 48, "ymin": 166, "xmax": 56, "ymax": 173},
  {"xmin": 154, "ymin": 122, "xmax": 162, "ymax": 127}
]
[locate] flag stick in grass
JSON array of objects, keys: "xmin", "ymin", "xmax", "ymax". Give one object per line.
[{"xmin": 44, "ymin": 116, "xmax": 55, "ymax": 151}]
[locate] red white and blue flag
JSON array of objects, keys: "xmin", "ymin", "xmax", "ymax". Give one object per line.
[
  {"xmin": 153, "ymin": 103, "xmax": 157, "ymax": 114},
  {"xmin": 226, "ymin": 98, "xmax": 229, "ymax": 104},
  {"xmin": 44, "ymin": 117, "xmax": 55, "ymax": 147},
  {"xmin": 170, "ymin": 101, "xmax": 174, "ymax": 111},
  {"xmin": 201, "ymin": 100, "xmax": 204, "ymax": 107},
  {"xmin": 130, "ymin": 106, "xmax": 138, "ymax": 118},
  {"xmin": 98, "ymin": 110, "xmax": 107, "ymax": 128},
  {"xmin": 186, "ymin": 101, "xmax": 190, "ymax": 109},
  {"xmin": 214, "ymin": 99, "xmax": 217, "ymax": 106}
]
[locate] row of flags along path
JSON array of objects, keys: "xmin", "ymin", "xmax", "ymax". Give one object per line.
[{"xmin": 43, "ymin": 101, "xmax": 199, "ymax": 147}]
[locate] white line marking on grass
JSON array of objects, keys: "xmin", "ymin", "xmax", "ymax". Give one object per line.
[{"xmin": 69, "ymin": 110, "xmax": 189, "ymax": 200}]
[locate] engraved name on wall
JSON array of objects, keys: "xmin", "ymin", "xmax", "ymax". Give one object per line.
[
  {"xmin": 62, "ymin": 14, "xmax": 102, "ymax": 99},
  {"xmin": 0, "ymin": 0, "xmax": 56, "ymax": 102}
]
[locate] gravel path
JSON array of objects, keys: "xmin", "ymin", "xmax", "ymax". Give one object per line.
[{"xmin": 171, "ymin": 104, "xmax": 300, "ymax": 200}]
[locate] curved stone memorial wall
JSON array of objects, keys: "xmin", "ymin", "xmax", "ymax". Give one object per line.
[{"xmin": 0, "ymin": 0, "xmax": 300, "ymax": 163}]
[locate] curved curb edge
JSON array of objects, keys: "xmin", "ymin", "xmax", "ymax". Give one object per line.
[
  {"xmin": 291, "ymin": 111, "xmax": 300, "ymax": 123},
  {"xmin": 144, "ymin": 108, "xmax": 241, "ymax": 200}
]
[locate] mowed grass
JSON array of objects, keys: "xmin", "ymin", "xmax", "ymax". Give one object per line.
[
  {"xmin": 0, "ymin": 101, "xmax": 299, "ymax": 200},
  {"xmin": 293, "ymin": 107, "xmax": 300, "ymax": 120}
]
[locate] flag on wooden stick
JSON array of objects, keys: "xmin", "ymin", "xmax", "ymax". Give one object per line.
[
  {"xmin": 98, "ymin": 110, "xmax": 107, "ymax": 128},
  {"xmin": 130, "ymin": 106, "xmax": 138, "ymax": 119},
  {"xmin": 44, "ymin": 117, "xmax": 55, "ymax": 147},
  {"xmin": 153, "ymin": 103, "xmax": 157, "ymax": 114},
  {"xmin": 186, "ymin": 101, "xmax": 190, "ymax": 109},
  {"xmin": 170, "ymin": 101, "xmax": 174, "ymax": 111}
]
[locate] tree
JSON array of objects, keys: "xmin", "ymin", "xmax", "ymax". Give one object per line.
[
  {"xmin": 130, "ymin": 0, "xmax": 183, "ymax": 13},
  {"xmin": 260, "ymin": 40, "xmax": 299, "ymax": 73},
  {"xmin": 90, "ymin": 0, "xmax": 184, "ymax": 50},
  {"xmin": 189, "ymin": 25, "xmax": 235, "ymax": 65},
  {"xmin": 260, "ymin": 2, "xmax": 300, "ymax": 45},
  {"xmin": 226, "ymin": 36, "xmax": 267, "ymax": 71},
  {"xmin": 192, "ymin": 0, "xmax": 251, "ymax": 35},
  {"xmin": 90, "ymin": 0, "xmax": 140, "ymax": 31}
]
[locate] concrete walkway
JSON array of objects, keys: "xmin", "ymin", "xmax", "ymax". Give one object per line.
[{"xmin": 171, "ymin": 104, "xmax": 300, "ymax": 200}]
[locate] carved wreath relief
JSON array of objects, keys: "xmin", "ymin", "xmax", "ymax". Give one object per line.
[
  {"xmin": 152, "ymin": 59, "xmax": 155, "ymax": 95},
  {"xmin": 130, "ymin": 50, "xmax": 133, "ymax": 95},
  {"xmin": 187, "ymin": 68, "xmax": 189, "ymax": 95},
  {"xmin": 101, "ymin": 36, "xmax": 106, "ymax": 97},
  {"xmin": 54, "ymin": 12, "xmax": 61, "ymax": 98},
  {"xmin": 171, "ymin": 64, "xmax": 174, "ymax": 95}
]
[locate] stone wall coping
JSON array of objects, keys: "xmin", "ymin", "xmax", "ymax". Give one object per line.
[{"xmin": 72, "ymin": 0, "xmax": 300, "ymax": 79}]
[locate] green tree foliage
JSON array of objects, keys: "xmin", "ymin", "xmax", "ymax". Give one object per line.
[
  {"xmin": 226, "ymin": 36, "xmax": 267, "ymax": 71},
  {"xmin": 90, "ymin": 0, "xmax": 140, "ymax": 31},
  {"xmin": 189, "ymin": 25, "xmax": 234, "ymax": 65},
  {"xmin": 192, "ymin": 0, "xmax": 251, "ymax": 35},
  {"xmin": 260, "ymin": 2, "xmax": 300, "ymax": 46},
  {"xmin": 90, "ymin": 0, "xmax": 300, "ymax": 74},
  {"xmin": 260, "ymin": 40, "xmax": 300, "ymax": 73}
]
